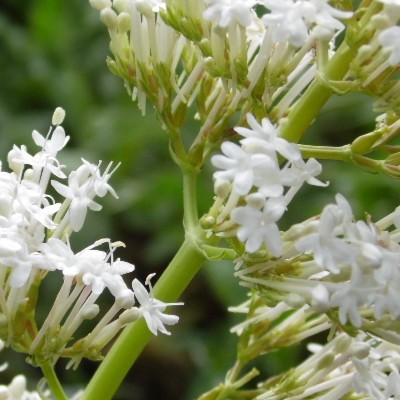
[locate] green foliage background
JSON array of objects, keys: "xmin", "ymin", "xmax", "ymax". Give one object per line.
[{"xmin": 0, "ymin": 1, "xmax": 399, "ymax": 398}]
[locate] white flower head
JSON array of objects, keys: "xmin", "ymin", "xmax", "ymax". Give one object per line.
[
  {"xmin": 237, "ymin": 114, "xmax": 301, "ymax": 162},
  {"xmin": 131, "ymin": 277, "xmax": 183, "ymax": 335},
  {"xmin": 262, "ymin": 0, "xmax": 352, "ymax": 46},
  {"xmin": 378, "ymin": 26, "xmax": 400, "ymax": 66},
  {"xmin": 212, "ymin": 141, "xmax": 255, "ymax": 195},
  {"xmin": 203, "ymin": 0, "xmax": 256, "ymax": 28},
  {"xmin": 232, "ymin": 197, "xmax": 286, "ymax": 255},
  {"xmin": 32, "ymin": 126, "xmax": 70, "ymax": 157}
]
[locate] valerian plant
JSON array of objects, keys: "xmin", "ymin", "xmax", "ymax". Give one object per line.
[{"xmin": 3, "ymin": 0, "xmax": 400, "ymax": 399}]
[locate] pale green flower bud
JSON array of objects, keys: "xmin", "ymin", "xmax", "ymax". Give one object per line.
[
  {"xmin": 89, "ymin": 0, "xmax": 112, "ymax": 11},
  {"xmin": 81, "ymin": 304, "xmax": 100, "ymax": 320},
  {"xmin": 52, "ymin": 107, "xmax": 66, "ymax": 126},
  {"xmin": 351, "ymin": 342, "xmax": 370, "ymax": 359},
  {"xmin": 119, "ymin": 308, "xmax": 140, "ymax": 324},
  {"xmin": 100, "ymin": 7, "xmax": 118, "ymax": 30},
  {"xmin": 113, "ymin": 0, "xmax": 130, "ymax": 13},
  {"xmin": 117, "ymin": 12, "xmax": 131, "ymax": 33},
  {"xmin": 316, "ymin": 351, "xmax": 335, "ymax": 369},
  {"xmin": 135, "ymin": 0, "xmax": 154, "ymax": 18}
]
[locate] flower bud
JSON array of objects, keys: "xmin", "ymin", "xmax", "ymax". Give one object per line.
[
  {"xmin": 52, "ymin": 107, "xmax": 66, "ymax": 126},
  {"xmin": 113, "ymin": 0, "xmax": 130, "ymax": 13},
  {"xmin": 81, "ymin": 304, "xmax": 100, "ymax": 320},
  {"xmin": 89, "ymin": 0, "xmax": 112, "ymax": 11},
  {"xmin": 100, "ymin": 7, "xmax": 118, "ymax": 30},
  {"xmin": 351, "ymin": 131, "xmax": 381, "ymax": 154},
  {"xmin": 117, "ymin": 12, "xmax": 131, "ymax": 33},
  {"xmin": 119, "ymin": 308, "xmax": 140, "ymax": 324}
]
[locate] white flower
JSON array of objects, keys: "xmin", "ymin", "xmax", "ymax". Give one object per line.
[
  {"xmin": 377, "ymin": 0, "xmax": 400, "ymax": 5},
  {"xmin": 236, "ymin": 114, "xmax": 301, "ymax": 162},
  {"xmin": 52, "ymin": 164, "xmax": 102, "ymax": 232},
  {"xmin": 0, "ymin": 232, "xmax": 32, "ymax": 288},
  {"xmin": 352, "ymin": 341, "xmax": 400, "ymax": 399},
  {"xmin": 231, "ymin": 197, "xmax": 286, "ymax": 255},
  {"xmin": 212, "ymin": 141, "xmax": 255, "ymax": 195},
  {"xmin": 32, "ymin": 126, "xmax": 69, "ymax": 157},
  {"xmin": 81, "ymin": 159, "xmax": 119, "ymax": 198},
  {"xmin": 378, "ymin": 26, "xmax": 400, "ymax": 66},
  {"xmin": 37, "ymin": 238, "xmax": 82, "ymax": 275},
  {"xmin": 131, "ymin": 278, "xmax": 182, "ymax": 335},
  {"xmin": 8, "ymin": 144, "xmax": 66, "ymax": 180},
  {"xmin": 203, "ymin": 0, "xmax": 256, "ymax": 28},
  {"xmin": 39, "ymin": 238, "xmax": 135, "ymax": 296},
  {"xmin": 290, "ymin": 158, "xmax": 328, "ymax": 187},
  {"xmin": 0, "ymin": 374, "xmax": 42, "ymax": 400},
  {"xmin": 296, "ymin": 205, "xmax": 354, "ymax": 274},
  {"xmin": 262, "ymin": 0, "xmax": 352, "ymax": 46},
  {"xmin": 16, "ymin": 182, "xmax": 60, "ymax": 230}
]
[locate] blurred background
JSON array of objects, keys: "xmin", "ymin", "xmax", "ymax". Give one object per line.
[{"xmin": 0, "ymin": 0, "xmax": 399, "ymax": 398}]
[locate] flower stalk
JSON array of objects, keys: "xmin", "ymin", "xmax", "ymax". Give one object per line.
[{"xmin": 80, "ymin": 236, "xmax": 207, "ymax": 400}]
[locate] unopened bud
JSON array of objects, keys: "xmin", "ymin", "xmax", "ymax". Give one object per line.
[
  {"xmin": 334, "ymin": 335, "xmax": 352, "ymax": 354},
  {"xmin": 81, "ymin": 304, "xmax": 100, "ymax": 320},
  {"xmin": 351, "ymin": 131, "xmax": 381, "ymax": 154},
  {"xmin": 316, "ymin": 351, "xmax": 335, "ymax": 370},
  {"xmin": 200, "ymin": 215, "xmax": 216, "ymax": 229},
  {"xmin": 52, "ymin": 107, "xmax": 66, "ymax": 126},
  {"xmin": 89, "ymin": 0, "xmax": 112, "ymax": 11},
  {"xmin": 117, "ymin": 12, "xmax": 131, "ymax": 33},
  {"xmin": 214, "ymin": 179, "xmax": 231, "ymax": 199},
  {"xmin": 119, "ymin": 308, "xmax": 140, "ymax": 324},
  {"xmin": 135, "ymin": 0, "xmax": 154, "ymax": 18},
  {"xmin": 113, "ymin": 0, "xmax": 130, "ymax": 13},
  {"xmin": 285, "ymin": 293, "xmax": 305, "ymax": 308},
  {"xmin": 351, "ymin": 342, "xmax": 370, "ymax": 359},
  {"xmin": 116, "ymin": 290, "xmax": 135, "ymax": 309},
  {"xmin": 100, "ymin": 7, "xmax": 118, "ymax": 30}
]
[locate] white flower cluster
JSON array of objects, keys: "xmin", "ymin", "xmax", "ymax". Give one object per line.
[
  {"xmin": 350, "ymin": 0, "xmax": 400, "ymax": 104},
  {"xmin": 210, "ymin": 113, "xmax": 326, "ymax": 255},
  {"xmin": 0, "ymin": 339, "xmax": 43, "ymax": 400},
  {"xmin": 285, "ymin": 333, "xmax": 400, "ymax": 400},
  {"xmin": 90, "ymin": 0, "xmax": 354, "ymax": 136},
  {"xmin": 295, "ymin": 194, "xmax": 400, "ymax": 328},
  {"xmin": 237, "ymin": 192, "xmax": 400, "ymax": 335},
  {"xmin": 203, "ymin": 0, "xmax": 352, "ymax": 44},
  {"xmin": 0, "ymin": 375, "xmax": 41, "ymax": 400},
  {"xmin": 262, "ymin": 0, "xmax": 352, "ymax": 46},
  {"xmin": 0, "ymin": 109, "xmax": 181, "ymax": 365},
  {"xmin": 231, "ymin": 299, "xmax": 400, "ymax": 399}
]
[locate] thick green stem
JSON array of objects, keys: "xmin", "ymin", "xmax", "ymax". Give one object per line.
[
  {"xmin": 80, "ymin": 237, "xmax": 206, "ymax": 400},
  {"xmin": 183, "ymin": 171, "xmax": 199, "ymax": 230},
  {"xmin": 40, "ymin": 361, "xmax": 68, "ymax": 400}
]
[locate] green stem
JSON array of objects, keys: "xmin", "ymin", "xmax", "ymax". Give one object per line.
[
  {"xmin": 279, "ymin": 41, "xmax": 358, "ymax": 144},
  {"xmin": 299, "ymin": 144, "xmax": 352, "ymax": 160},
  {"xmin": 40, "ymin": 361, "xmax": 68, "ymax": 400},
  {"xmin": 183, "ymin": 171, "xmax": 199, "ymax": 230},
  {"xmin": 80, "ymin": 237, "xmax": 206, "ymax": 400}
]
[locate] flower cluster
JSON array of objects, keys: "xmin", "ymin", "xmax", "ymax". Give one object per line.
[
  {"xmin": 89, "ymin": 0, "xmax": 355, "ymax": 163},
  {"xmin": 208, "ymin": 113, "xmax": 326, "ymax": 255},
  {"xmin": 348, "ymin": 0, "xmax": 400, "ymax": 111},
  {"xmin": 235, "ymin": 191, "xmax": 400, "ymax": 335},
  {"xmin": 258, "ymin": 331, "xmax": 400, "ymax": 400},
  {"xmin": 0, "ymin": 108, "xmax": 181, "ymax": 367},
  {"xmin": 0, "ymin": 339, "xmax": 44, "ymax": 399},
  {"xmin": 215, "ymin": 298, "xmax": 400, "ymax": 399}
]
